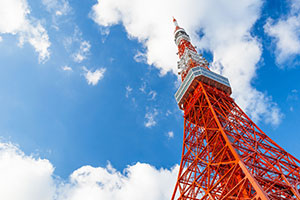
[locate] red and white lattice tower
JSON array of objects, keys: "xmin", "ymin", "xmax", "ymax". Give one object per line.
[{"xmin": 171, "ymin": 18, "xmax": 300, "ymax": 200}]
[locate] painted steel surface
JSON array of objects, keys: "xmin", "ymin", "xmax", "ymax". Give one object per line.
[
  {"xmin": 175, "ymin": 66, "xmax": 231, "ymax": 108},
  {"xmin": 171, "ymin": 18, "xmax": 300, "ymax": 200}
]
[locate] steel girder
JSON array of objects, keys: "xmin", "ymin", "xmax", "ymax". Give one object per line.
[{"xmin": 171, "ymin": 81, "xmax": 300, "ymax": 200}]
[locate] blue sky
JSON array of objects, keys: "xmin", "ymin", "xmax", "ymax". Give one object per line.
[{"xmin": 0, "ymin": 0, "xmax": 299, "ymax": 199}]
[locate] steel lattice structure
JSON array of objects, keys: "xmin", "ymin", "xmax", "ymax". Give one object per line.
[{"xmin": 171, "ymin": 18, "xmax": 300, "ymax": 200}]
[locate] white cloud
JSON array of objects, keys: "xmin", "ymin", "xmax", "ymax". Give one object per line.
[
  {"xmin": 139, "ymin": 81, "xmax": 146, "ymax": 93},
  {"xmin": 42, "ymin": 0, "xmax": 71, "ymax": 30},
  {"xmin": 83, "ymin": 66, "xmax": 106, "ymax": 86},
  {"xmin": 99, "ymin": 27, "xmax": 110, "ymax": 43},
  {"xmin": 144, "ymin": 109, "xmax": 158, "ymax": 128},
  {"xmin": 73, "ymin": 41, "xmax": 91, "ymax": 63},
  {"xmin": 165, "ymin": 110, "xmax": 172, "ymax": 117},
  {"xmin": 0, "ymin": 35, "xmax": 2, "ymax": 42},
  {"xmin": 0, "ymin": 0, "xmax": 51, "ymax": 63},
  {"xmin": 148, "ymin": 90, "xmax": 157, "ymax": 101},
  {"xmin": 125, "ymin": 85, "xmax": 133, "ymax": 98},
  {"xmin": 0, "ymin": 142, "xmax": 178, "ymax": 200},
  {"xmin": 134, "ymin": 51, "xmax": 147, "ymax": 63},
  {"xmin": 0, "ymin": 142, "xmax": 55, "ymax": 200},
  {"xmin": 63, "ymin": 28, "xmax": 91, "ymax": 63},
  {"xmin": 42, "ymin": 0, "xmax": 71, "ymax": 16},
  {"xmin": 73, "ymin": 53, "xmax": 84, "ymax": 62},
  {"xmin": 264, "ymin": 0, "xmax": 300, "ymax": 64},
  {"xmin": 59, "ymin": 163, "xmax": 178, "ymax": 200},
  {"xmin": 90, "ymin": 0, "xmax": 282, "ymax": 125},
  {"xmin": 62, "ymin": 65, "xmax": 72, "ymax": 71},
  {"xmin": 167, "ymin": 131, "xmax": 174, "ymax": 139}
]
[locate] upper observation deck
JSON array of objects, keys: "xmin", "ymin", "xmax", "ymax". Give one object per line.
[{"xmin": 175, "ymin": 66, "xmax": 232, "ymax": 109}]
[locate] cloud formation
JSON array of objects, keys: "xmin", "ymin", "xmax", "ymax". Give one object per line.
[
  {"xmin": 144, "ymin": 109, "xmax": 158, "ymax": 128},
  {"xmin": 83, "ymin": 67, "xmax": 106, "ymax": 86},
  {"xmin": 90, "ymin": 0, "xmax": 282, "ymax": 125},
  {"xmin": 125, "ymin": 85, "xmax": 133, "ymax": 98},
  {"xmin": 0, "ymin": 143, "xmax": 55, "ymax": 200},
  {"xmin": 0, "ymin": 142, "xmax": 178, "ymax": 200},
  {"xmin": 0, "ymin": 0, "xmax": 51, "ymax": 63},
  {"xmin": 167, "ymin": 131, "xmax": 174, "ymax": 139},
  {"xmin": 264, "ymin": 0, "xmax": 300, "ymax": 64},
  {"xmin": 62, "ymin": 65, "xmax": 73, "ymax": 71},
  {"xmin": 59, "ymin": 163, "xmax": 178, "ymax": 200},
  {"xmin": 73, "ymin": 41, "xmax": 91, "ymax": 63},
  {"xmin": 42, "ymin": 0, "xmax": 71, "ymax": 30},
  {"xmin": 42, "ymin": 0, "xmax": 71, "ymax": 17},
  {"xmin": 148, "ymin": 90, "xmax": 157, "ymax": 101},
  {"xmin": 63, "ymin": 27, "xmax": 92, "ymax": 64}
]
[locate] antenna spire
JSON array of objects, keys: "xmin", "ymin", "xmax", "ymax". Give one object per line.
[{"xmin": 173, "ymin": 17, "xmax": 179, "ymax": 27}]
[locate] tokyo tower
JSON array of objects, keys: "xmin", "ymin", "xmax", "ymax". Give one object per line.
[{"xmin": 171, "ymin": 18, "xmax": 300, "ymax": 200}]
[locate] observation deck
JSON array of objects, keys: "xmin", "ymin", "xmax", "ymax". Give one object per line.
[{"xmin": 175, "ymin": 66, "xmax": 232, "ymax": 109}]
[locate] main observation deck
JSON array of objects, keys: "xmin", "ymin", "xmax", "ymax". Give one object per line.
[{"xmin": 175, "ymin": 66, "xmax": 232, "ymax": 109}]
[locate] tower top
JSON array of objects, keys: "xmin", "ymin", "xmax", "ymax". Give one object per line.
[
  {"xmin": 173, "ymin": 17, "xmax": 185, "ymax": 34},
  {"xmin": 173, "ymin": 17, "xmax": 179, "ymax": 29},
  {"xmin": 173, "ymin": 18, "xmax": 232, "ymax": 107}
]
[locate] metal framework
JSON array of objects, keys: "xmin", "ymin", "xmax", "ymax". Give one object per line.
[{"xmin": 171, "ymin": 18, "xmax": 300, "ymax": 200}]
